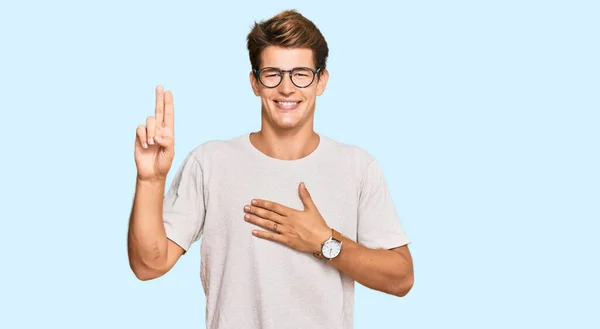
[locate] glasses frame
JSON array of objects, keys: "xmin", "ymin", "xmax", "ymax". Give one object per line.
[{"xmin": 253, "ymin": 66, "xmax": 322, "ymax": 89}]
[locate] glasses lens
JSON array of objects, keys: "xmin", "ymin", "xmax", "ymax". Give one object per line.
[
  {"xmin": 259, "ymin": 68, "xmax": 282, "ymax": 87},
  {"xmin": 291, "ymin": 68, "xmax": 315, "ymax": 87}
]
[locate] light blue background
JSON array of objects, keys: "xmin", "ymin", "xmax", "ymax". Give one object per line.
[{"xmin": 1, "ymin": 0, "xmax": 598, "ymax": 328}]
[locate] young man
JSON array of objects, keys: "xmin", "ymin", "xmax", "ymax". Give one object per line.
[{"xmin": 128, "ymin": 9, "xmax": 414, "ymax": 329}]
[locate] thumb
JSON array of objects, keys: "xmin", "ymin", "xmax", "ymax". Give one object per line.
[
  {"xmin": 298, "ymin": 182, "xmax": 315, "ymax": 211},
  {"xmin": 154, "ymin": 126, "xmax": 174, "ymax": 150}
]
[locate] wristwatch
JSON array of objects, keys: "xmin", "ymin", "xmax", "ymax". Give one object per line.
[{"xmin": 313, "ymin": 228, "xmax": 343, "ymax": 260}]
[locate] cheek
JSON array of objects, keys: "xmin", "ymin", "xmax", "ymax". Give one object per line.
[
  {"xmin": 258, "ymin": 91, "xmax": 273, "ymax": 104},
  {"xmin": 301, "ymin": 90, "xmax": 317, "ymax": 104}
]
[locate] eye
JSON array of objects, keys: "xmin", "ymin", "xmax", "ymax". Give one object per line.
[{"xmin": 292, "ymin": 68, "xmax": 313, "ymax": 78}]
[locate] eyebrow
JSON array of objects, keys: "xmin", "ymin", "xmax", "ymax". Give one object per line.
[{"xmin": 260, "ymin": 66, "xmax": 317, "ymax": 70}]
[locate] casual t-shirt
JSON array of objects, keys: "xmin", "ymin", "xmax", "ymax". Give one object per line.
[{"xmin": 162, "ymin": 132, "xmax": 410, "ymax": 329}]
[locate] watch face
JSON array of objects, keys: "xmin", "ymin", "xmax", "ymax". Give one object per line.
[{"xmin": 322, "ymin": 240, "xmax": 341, "ymax": 259}]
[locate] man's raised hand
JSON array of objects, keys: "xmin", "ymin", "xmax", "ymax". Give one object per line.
[{"xmin": 134, "ymin": 85, "xmax": 175, "ymax": 182}]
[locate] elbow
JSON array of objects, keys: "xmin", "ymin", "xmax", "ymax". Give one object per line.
[
  {"xmin": 392, "ymin": 273, "xmax": 414, "ymax": 297},
  {"xmin": 128, "ymin": 257, "xmax": 166, "ymax": 281},
  {"xmin": 133, "ymin": 268, "xmax": 159, "ymax": 281}
]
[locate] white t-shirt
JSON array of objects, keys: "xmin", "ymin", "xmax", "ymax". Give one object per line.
[{"xmin": 163, "ymin": 132, "xmax": 410, "ymax": 329}]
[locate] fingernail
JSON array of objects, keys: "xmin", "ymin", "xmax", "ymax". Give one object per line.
[
  {"xmin": 142, "ymin": 142, "xmax": 148, "ymax": 149},
  {"xmin": 148, "ymin": 137, "xmax": 154, "ymax": 145},
  {"xmin": 155, "ymin": 136, "xmax": 162, "ymax": 142}
]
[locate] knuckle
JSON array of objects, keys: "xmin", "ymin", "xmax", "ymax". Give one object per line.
[{"xmin": 274, "ymin": 206, "xmax": 283, "ymax": 215}]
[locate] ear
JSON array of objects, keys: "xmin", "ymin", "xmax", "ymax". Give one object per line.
[
  {"xmin": 249, "ymin": 71, "xmax": 260, "ymax": 96},
  {"xmin": 316, "ymin": 68, "xmax": 329, "ymax": 96}
]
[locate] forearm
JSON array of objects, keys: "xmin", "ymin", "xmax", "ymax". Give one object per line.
[
  {"xmin": 328, "ymin": 238, "xmax": 413, "ymax": 297},
  {"xmin": 127, "ymin": 178, "xmax": 169, "ymax": 278}
]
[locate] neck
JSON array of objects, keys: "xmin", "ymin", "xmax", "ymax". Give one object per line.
[{"xmin": 249, "ymin": 125, "xmax": 320, "ymax": 161}]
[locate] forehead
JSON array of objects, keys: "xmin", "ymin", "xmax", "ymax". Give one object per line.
[{"xmin": 260, "ymin": 46, "xmax": 315, "ymax": 69}]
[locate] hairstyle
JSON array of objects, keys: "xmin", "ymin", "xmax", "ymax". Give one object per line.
[{"xmin": 246, "ymin": 9, "xmax": 329, "ymax": 75}]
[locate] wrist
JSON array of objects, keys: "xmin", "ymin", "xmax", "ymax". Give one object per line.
[
  {"xmin": 136, "ymin": 176, "xmax": 167, "ymax": 188},
  {"xmin": 313, "ymin": 226, "xmax": 332, "ymax": 252},
  {"xmin": 313, "ymin": 227, "xmax": 344, "ymax": 260}
]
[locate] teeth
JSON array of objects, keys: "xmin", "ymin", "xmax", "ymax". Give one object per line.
[{"xmin": 278, "ymin": 101, "xmax": 298, "ymax": 106}]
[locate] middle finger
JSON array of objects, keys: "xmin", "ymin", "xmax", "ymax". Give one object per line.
[{"xmin": 244, "ymin": 213, "xmax": 283, "ymax": 233}]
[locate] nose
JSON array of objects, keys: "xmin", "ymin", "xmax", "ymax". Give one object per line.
[{"xmin": 277, "ymin": 72, "xmax": 295, "ymax": 95}]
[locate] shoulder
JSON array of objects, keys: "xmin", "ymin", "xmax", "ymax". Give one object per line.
[
  {"xmin": 320, "ymin": 134, "xmax": 377, "ymax": 170},
  {"xmin": 179, "ymin": 133, "xmax": 249, "ymax": 166}
]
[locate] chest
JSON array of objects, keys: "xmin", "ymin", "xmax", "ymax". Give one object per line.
[{"xmin": 201, "ymin": 160, "xmax": 360, "ymax": 242}]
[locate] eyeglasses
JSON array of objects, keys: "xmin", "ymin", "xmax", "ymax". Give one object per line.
[{"xmin": 253, "ymin": 67, "xmax": 321, "ymax": 88}]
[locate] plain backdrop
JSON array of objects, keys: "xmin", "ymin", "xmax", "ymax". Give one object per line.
[{"xmin": 1, "ymin": 0, "xmax": 598, "ymax": 328}]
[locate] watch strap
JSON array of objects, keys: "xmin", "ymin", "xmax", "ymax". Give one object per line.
[{"xmin": 331, "ymin": 228, "xmax": 343, "ymax": 243}]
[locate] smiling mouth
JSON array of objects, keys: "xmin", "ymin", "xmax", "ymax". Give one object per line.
[{"xmin": 274, "ymin": 100, "xmax": 302, "ymax": 110}]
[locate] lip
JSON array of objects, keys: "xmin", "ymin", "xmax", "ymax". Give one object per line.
[{"xmin": 274, "ymin": 100, "xmax": 302, "ymax": 111}]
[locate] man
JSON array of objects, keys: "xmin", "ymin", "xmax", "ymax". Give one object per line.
[{"xmin": 127, "ymin": 9, "xmax": 414, "ymax": 329}]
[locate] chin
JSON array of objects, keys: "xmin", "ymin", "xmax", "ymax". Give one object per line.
[
  {"xmin": 269, "ymin": 117, "xmax": 299, "ymax": 129},
  {"xmin": 280, "ymin": 122, "xmax": 302, "ymax": 130}
]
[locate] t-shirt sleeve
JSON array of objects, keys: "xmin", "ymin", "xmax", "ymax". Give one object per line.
[
  {"xmin": 162, "ymin": 151, "xmax": 206, "ymax": 253},
  {"xmin": 357, "ymin": 159, "xmax": 410, "ymax": 250}
]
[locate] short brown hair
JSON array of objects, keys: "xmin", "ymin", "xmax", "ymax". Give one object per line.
[{"xmin": 247, "ymin": 10, "xmax": 329, "ymax": 74}]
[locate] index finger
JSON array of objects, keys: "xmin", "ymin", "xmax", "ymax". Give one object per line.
[
  {"xmin": 164, "ymin": 90, "xmax": 174, "ymax": 132},
  {"xmin": 251, "ymin": 199, "xmax": 290, "ymax": 216},
  {"xmin": 155, "ymin": 85, "xmax": 165, "ymax": 132}
]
